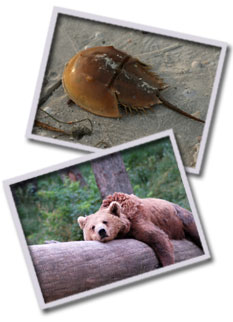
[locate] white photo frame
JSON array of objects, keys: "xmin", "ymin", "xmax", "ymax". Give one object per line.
[
  {"xmin": 25, "ymin": 7, "xmax": 227, "ymax": 174},
  {"xmin": 4, "ymin": 129, "xmax": 210, "ymax": 310}
]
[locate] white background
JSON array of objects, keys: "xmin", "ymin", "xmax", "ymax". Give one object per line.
[{"xmin": 0, "ymin": 0, "xmax": 232, "ymax": 320}]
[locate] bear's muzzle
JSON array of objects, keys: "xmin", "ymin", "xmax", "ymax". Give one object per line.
[{"xmin": 98, "ymin": 228, "xmax": 108, "ymax": 239}]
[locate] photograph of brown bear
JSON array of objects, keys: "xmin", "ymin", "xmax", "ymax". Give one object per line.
[
  {"xmin": 9, "ymin": 136, "xmax": 207, "ymax": 305},
  {"xmin": 78, "ymin": 192, "xmax": 202, "ymax": 267}
]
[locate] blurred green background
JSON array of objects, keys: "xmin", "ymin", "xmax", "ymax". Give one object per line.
[{"xmin": 11, "ymin": 138, "xmax": 190, "ymax": 245}]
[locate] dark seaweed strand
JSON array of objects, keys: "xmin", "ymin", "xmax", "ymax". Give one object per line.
[
  {"xmin": 38, "ymin": 107, "xmax": 93, "ymax": 132},
  {"xmin": 156, "ymin": 90, "xmax": 205, "ymax": 123}
]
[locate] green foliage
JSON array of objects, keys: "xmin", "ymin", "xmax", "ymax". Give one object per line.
[
  {"xmin": 122, "ymin": 138, "xmax": 190, "ymax": 210},
  {"xmin": 11, "ymin": 164, "xmax": 101, "ymax": 245}
]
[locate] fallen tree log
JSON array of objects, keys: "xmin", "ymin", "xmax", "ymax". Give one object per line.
[{"xmin": 29, "ymin": 239, "xmax": 203, "ymax": 303}]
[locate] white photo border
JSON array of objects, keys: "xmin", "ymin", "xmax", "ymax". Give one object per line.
[
  {"xmin": 25, "ymin": 6, "xmax": 227, "ymax": 174},
  {"xmin": 4, "ymin": 129, "xmax": 210, "ymax": 310}
]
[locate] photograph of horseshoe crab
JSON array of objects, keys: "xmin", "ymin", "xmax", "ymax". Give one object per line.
[
  {"xmin": 26, "ymin": 7, "xmax": 227, "ymax": 174},
  {"xmin": 4, "ymin": 130, "xmax": 209, "ymax": 309}
]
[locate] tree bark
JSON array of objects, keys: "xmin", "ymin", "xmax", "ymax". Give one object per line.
[
  {"xmin": 91, "ymin": 153, "xmax": 133, "ymax": 199},
  {"xmin": 29, "ymin": 239, "xmax": 203, "ymax": 303}
]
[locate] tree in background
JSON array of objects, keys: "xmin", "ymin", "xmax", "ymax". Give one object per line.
[{"xmin": 91, "ymin": 153, "xmax": 133, "ymax": 199}]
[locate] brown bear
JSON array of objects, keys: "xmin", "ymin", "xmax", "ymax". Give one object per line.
[{"xmin": 78, "ymin": 192, "xmax": 202, "ymax": 266}]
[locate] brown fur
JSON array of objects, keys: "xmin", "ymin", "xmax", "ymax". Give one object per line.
[{"xmin": 78, "ymin": 192, "xmax": 202, "ymax": 267}]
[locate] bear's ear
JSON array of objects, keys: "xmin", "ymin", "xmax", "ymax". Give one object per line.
[
  {"xmin": 78, "ymin": 216, "xmax": 87, "ymax": 229},
  {"xmin": 109, "ymin": 201, "xmax": 121, "ymax": 217}
]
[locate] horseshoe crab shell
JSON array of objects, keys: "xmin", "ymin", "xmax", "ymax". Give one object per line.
[{"xmin": 62, "ymin": 46, "xmax": 167, "ymax": 118}]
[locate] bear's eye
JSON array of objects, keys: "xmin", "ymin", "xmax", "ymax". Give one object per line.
[
  {"xmin": 91, "ymin": 225, "xmax": 95, "ymax": 231},
  {"xmin": 103, "ymin": 221, "xmax": 108, "ymax": 225}
]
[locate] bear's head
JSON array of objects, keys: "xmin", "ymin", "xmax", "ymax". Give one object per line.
[{"xmin": 78, "ymin": 201, "xmax": 131, "ymax": 242}]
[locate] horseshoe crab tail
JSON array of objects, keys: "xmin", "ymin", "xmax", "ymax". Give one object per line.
[{"xmin": 156, "ymin": 92, "xmax": 205, "ymax": 124}]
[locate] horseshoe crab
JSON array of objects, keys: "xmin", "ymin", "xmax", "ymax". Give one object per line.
[{"xmin": 62, "ymin": 46, "xmax": 204, "ymax": 123}]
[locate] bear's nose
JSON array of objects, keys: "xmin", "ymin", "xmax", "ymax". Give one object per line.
[{"xmin": 98, "ymin": 228, "xmax": 107, "ymax": 238}]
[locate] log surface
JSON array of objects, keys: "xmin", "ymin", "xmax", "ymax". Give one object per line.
[{"xmin": 29, "ymin": 239, "xmax": 203, "ymax": 303}]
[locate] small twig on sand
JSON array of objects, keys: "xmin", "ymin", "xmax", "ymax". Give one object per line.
[
  {"xmin": 34, "ymin": 121, "xmax": 68, "ymax": 135},
  {"xmin": 39, "ymin": 107, "xmax": 93, "ymax": 132},
  {"xmin": 35, "ymin": 108, "xmax": 93, "ymax": 139}
]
